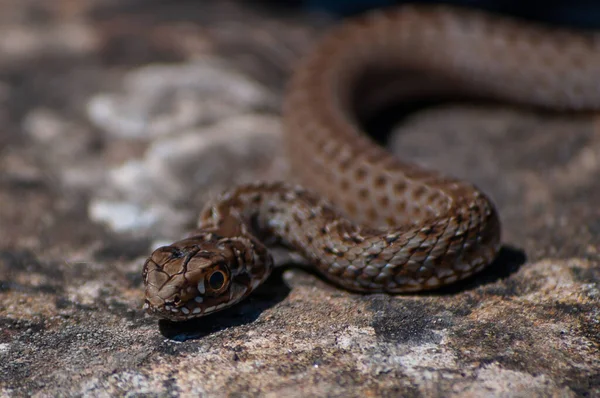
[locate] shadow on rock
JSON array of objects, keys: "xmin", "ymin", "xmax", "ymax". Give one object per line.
[
  {"xmin": 157, "ymin": 267, "xmax": 291, "ymax": 341},
  {"xmin": 156, "ymin": 245, "xmax": 525, "ymax": 340},
  {"xmin": 433, "ymin": 244, "xmax": 527, "ymax": 296},
  {"xmin": 282, "ymin": 244, "xmax": 526, "ymax": 297}
]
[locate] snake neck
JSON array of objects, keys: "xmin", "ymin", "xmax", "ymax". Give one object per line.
[{"xmin": 198, "ymin": 181, "xmax": 501, "ymax": 293}]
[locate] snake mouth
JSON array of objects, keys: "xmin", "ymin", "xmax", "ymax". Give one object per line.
[
  {"xmin": 142, "ymin": 294, "xmax": 241, "ymax": 321},
  {"xmin": 143, "ymin": 257, "xmax": 264, "ymax": 321}
]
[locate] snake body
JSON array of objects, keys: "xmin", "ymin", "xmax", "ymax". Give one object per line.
[{"xmin": 143, "ymin": 5, "xmax": 600, "ymax": 321}]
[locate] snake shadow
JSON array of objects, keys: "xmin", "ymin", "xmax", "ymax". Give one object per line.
[
  {"xmin": 291, "ymin": 244, "xmax": 527, "ymax": 297},
  {"xmin": 429, "ymin": 244, "xmax": 527, "ymax": 296},
  {"xmin": 157, "ymin": 267, "xmax": 291, "ymax": 341},
  {"xmin": 157, "ymin": 245, "xmax": 525, "ymax": 340}
]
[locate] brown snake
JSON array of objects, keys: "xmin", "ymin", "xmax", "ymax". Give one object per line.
[{"xmin": 142, "ymin": 5, "xmax": 600, "ymax": 321}]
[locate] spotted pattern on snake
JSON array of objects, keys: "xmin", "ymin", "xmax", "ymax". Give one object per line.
[{"xmin": 142, "ymin": 5, "xmax": 600, "ymax": 321}]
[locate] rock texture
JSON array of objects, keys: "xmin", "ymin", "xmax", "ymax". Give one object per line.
[{"xmin": 0, "ymin": 1, "xmax": 598, "ymax": 397}]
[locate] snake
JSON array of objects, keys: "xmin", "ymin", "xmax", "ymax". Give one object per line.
[{"xmin": 142, "ymin": 5, "xmax": 600, "ymax": 321}]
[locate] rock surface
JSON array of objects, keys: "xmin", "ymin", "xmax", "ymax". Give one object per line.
[{"xmin": 0, "ymin": 1, "xmax": 598, "ymax": 397}]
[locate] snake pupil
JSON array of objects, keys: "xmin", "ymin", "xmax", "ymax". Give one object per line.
[{"xmin": 208, "ymin": 271, "xmax": 225, "ymax": 290}]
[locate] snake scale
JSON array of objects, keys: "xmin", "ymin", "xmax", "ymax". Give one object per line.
[{"xmin": 143, "ymin": 5, "xmax": 600, "ymax": 321}]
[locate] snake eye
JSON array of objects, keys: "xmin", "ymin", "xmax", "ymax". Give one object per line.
[{"xmin": 208, "ymin": 270, "xmax": 226, "ymax": 291}]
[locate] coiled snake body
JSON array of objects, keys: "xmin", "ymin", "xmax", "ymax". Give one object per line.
[{"xmin": 143, "ymin": 5, "xmax": 600, "ymax": 321}]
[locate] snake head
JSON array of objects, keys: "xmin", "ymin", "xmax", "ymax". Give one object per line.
[{"xmin": 142, "ymin": 232, "xmax": 271, "ymax": 321}]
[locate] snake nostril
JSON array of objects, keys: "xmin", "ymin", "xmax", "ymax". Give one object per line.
[{"xmin": 170, "ymin": 249, "xmax": 184, "ymax": 259}]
